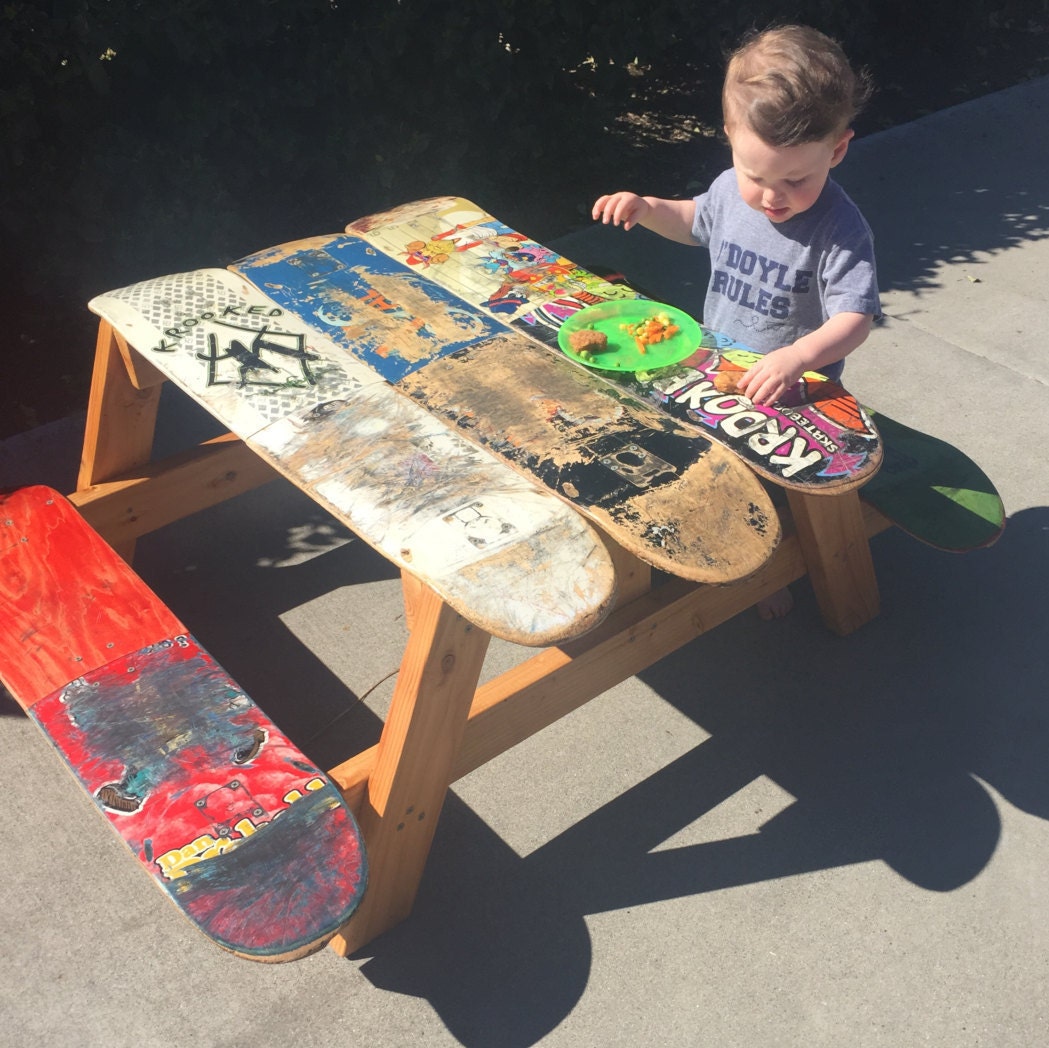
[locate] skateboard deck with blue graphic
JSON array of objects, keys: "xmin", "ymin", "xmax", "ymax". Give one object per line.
[
  {"xmin": 0, "ymin": 485, "xmax": 367, "ymax": 961},
  {"xmin": 231, "ymin": 235, "xmax": 780, "ymax": 585},
  {"xmin": 345, "ymin": 196, "xmax": 882, "ymax": 494},
  {"xmin": 87, "ymin": 267, "xmax": 616, "ymax": 647}
]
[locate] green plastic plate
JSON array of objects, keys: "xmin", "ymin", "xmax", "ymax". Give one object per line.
[{"xmin": 558, "ymin": 300, "xmax": 702, "ymax": 372}]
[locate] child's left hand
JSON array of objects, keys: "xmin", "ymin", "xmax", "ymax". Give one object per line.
[{"xmin": 735, "ymin": 347, "xmax": 805, "ymax": 406}]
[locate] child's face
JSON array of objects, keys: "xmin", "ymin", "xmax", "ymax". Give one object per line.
[{"xmin": 725, "ymin": 122, "xmax": 853, "ymax": 223}]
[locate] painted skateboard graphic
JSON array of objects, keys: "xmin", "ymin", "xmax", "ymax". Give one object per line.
[
  {"xmin": 232, "ymin": 235, "xmax": 780, "ymax": 585},
  {"xmin": 88, "ymin": 269, "xmax": 615, "ymax": 647},
  {"xmin": 346, "ymin": 196, "xmax": 882, "ymax": 494},
  {"xmin": 0, "ymin": 486, "xmax": 366, "ymax": 961},
  {"xmin": 630, "ymin": 339, "xmax": 881, "ymax": 493},
  {"xmin": 859, "ymin": 409, "xmax": 1005, "ymax": 551},
  {"xmin": 357, "ymin": 197, "xmax": 1000, "ymax": 551}
]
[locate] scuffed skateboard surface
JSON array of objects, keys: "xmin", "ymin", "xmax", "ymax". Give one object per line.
[
  {"xmin": 233, "ymin": 236, "xmax": 780, "ymax": 584},
  {"xmin": 0, "ymin": 487, "xmax": 366, "ymax": 961},
  {"xmin": 31, "ymin": 636, "xmax": 367, "ymax": 961}
]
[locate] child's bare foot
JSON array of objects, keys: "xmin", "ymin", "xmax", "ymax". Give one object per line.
[{"xmin": 757, "ymin": 586, "xmax": 794, "ymax": 620}]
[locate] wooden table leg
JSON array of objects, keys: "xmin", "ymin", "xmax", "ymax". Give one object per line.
[
  {"xmin": 785, "ymin": 488, "xmax": 880, "ymax": 636},
  {"xmin": 76, "ymin": 321, "xmax": 163, "ymax": 562},
  {"xmin": 600, "ymin": 532, "xmax": 653, "ymax": 610},
  {"xmin": 329, "ymin": 583, "xmax": 492, "ymax": 955},
  {"xmin": 400, "ymin": 569, "xmax": 426, "ymax": 632}
]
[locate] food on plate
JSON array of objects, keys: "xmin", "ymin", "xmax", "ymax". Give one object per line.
[
  {"xmin": 568, "ymin": 327, "xmax": 609, "ymax": 351},
  {"xmin": 619, "ymin": 312, "xmax": 681, "ymax": 354},
  {"xmin": 713, "ymin": 369, "xmax": 743, "ymax": 394},
  {"xmin": 568, "ymin": 327, "xmax": 609, "ymax": 360}
]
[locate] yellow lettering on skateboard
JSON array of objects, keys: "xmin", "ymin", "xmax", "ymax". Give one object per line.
[
  {"xmin": 155, "ymin": 777, "xmax": 327, "ymax": 879},
  {"xmin": 281, "ymin": 777, "xmax": 325, "ymax": 805},
  {"xmin": 156, "ymin": 833, "xmax": 239, "ymax": 879}
]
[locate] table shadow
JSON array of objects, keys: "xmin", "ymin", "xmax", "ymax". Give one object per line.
[
  {"xmin": 2, "ymin": 416, "xmax": 1045, "ymax": 1047},
  {"xmin": 352, "ymin": 505, "xmax": 1049, "ymax": 1046}
]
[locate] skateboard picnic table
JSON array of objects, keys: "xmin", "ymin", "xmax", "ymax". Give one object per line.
[{"xmin": 66, "ymin": 200, "xmax": 894, "ymax": 954}]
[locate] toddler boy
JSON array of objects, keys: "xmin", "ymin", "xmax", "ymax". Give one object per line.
[
  {"xmin": 592, "ymin": 24, "xmax": 879, "ymax": 406},
  {"xmin": 592, "ymin": 24, "xmax": 880, "ymax": 617}
]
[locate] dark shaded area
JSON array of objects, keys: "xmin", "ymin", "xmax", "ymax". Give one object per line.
[
  {"xmin": 349, "ymin": 510, "xmax": 1049, "ymax": 1046},
  {"xmin": 72, "ymin": 483, "xmax": 1043, "ymax": 1047},
  {"xmin": 2, "ymin": 2, "xmax": 1048, "ymax": 439}
]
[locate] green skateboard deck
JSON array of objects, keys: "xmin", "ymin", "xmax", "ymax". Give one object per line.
[{"xmin": 860, "ymin": 409, "xmax": 1005, "ymax": 551}]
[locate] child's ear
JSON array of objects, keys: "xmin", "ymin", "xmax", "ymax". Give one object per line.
[{"xmin": 830, "ymin": 129, "xmax": 855, "ymax": 167}]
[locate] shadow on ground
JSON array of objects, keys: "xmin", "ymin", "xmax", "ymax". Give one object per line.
[
  {"xmin": 38, "ymin": 494, "xmax": 1031, "ymax": 1047},
  {"xmin": 344, "ymin": 507, "xmax": 1048, "ymax": 1046},
  {"xmin": 840, "ymin": 83, "xmax": 1049, "ymax": 298},
  {"xmin": 1, "ymin": 437, "xmax": 1045, "ymax": 1046}
]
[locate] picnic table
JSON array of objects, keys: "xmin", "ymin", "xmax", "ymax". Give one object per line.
[{"xmin": 67, "ymin": 203, "xmax": 890, "ymax": 953}]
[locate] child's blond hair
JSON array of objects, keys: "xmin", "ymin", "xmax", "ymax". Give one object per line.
[{"xmin": 723, "ymin": 25, "xmax": 872, "ymax": 145}]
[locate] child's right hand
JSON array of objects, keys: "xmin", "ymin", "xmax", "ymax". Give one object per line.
[{"xmin": 592, "ymin": 193, "xmax": 651, "ymax": 231}]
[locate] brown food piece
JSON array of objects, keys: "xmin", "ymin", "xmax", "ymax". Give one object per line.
[
  {"xmin": 713, "ymin": 370, "xmax": 743, "ymax": 394},
  {"xmin": 568, "ymin": 329, "xmax": 608, "ymax": 353}
]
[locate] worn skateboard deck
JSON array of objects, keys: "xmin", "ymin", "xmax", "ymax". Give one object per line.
[
  {"xmin": 232, "ymin": 235, "xmax": 780, "ymax": 585},
  {"xmin": 0, "ymin": 486, "xmax": 366, "ymax": 961},
  {"xmin": 88, "ymin": 269, "xmax": 615, "ymax": 647},
  {"xmin": 859, "ymin": 409, "xmax": 1005, "ymax": 550},
  {"xmin": 630, "ymin": 340, "xmax": 881, "ymax": 493},
  {"xmin": 346, "ymin": 196, "xmax": 882, "ymax": 494}
]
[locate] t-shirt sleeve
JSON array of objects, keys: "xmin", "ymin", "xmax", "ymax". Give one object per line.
[
  {"xmin": 690, "ymin": 169, "xmax": 734, "ymax": 247},
  {"xmin": 821, "ymin": 213, "xmax": 881, "ymax": 320},
  {"xmin": 691, "ymin": 193, "xmax": 712, "ymax": 246}
]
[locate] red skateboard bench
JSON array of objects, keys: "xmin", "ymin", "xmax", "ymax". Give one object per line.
[{"xmin": 0, "ymin": 485, "xmax": 367, "ymax": 962}]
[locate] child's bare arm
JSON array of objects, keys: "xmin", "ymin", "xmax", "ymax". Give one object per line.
[
  {"xmin": 736, "ymin": 311, "xmax": 873, "ymax": 406},
  {"xmin": 591, "ymin": 193, "xmax": 697, "ymax": 244}
]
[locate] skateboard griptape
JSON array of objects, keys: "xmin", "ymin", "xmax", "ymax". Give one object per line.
[{"xmin": 860, "ymin": 409, "xmax": 1005, "ymax": 551}]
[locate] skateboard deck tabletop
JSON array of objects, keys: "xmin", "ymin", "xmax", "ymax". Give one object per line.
[
  {"xmin": 380, "ymin": 194, "xmax": 1002, "ymax": 554},
  {"xmin": 88, "ymin": 270, "xmax": 617, "ymax": 647},
  {"xmin": 231, "ymin": 234, "xmax": 780, "ymax": 585},
  {"xmin": 345, "ymin": 195, "xmax": 882, "ymax": 495}
]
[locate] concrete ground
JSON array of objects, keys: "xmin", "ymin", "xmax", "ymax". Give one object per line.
[{"xmin": 1, "ymin": 77, "xmax": 1047, "ymax": 1048}]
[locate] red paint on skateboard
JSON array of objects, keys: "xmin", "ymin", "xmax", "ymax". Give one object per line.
[
  {"xmin": 0, "ymin": 486, "xmax": 182, "ymax": 704},
  {"xmin": 0, "ymin": 487, "xmax": 366, "ymax": 961}
]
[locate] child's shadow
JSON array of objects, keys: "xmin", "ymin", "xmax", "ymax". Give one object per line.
[{"xmin": 354, "ymin": 506, "xmax": 1049, "ymax": 1047}]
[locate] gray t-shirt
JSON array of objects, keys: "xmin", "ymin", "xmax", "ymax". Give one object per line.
[{"xmin": 691, "ymin": 169, "xmax": 880, "ymax": 379}]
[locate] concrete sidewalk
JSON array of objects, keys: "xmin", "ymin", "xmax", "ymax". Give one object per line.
[{"xmin": 2, "ymin": 77, "xmax": 1047, "ymax": 1048}]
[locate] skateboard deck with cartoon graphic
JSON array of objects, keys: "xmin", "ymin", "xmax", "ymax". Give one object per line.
[
  {"xmin": 0, "ymin": 485, "xmax": 367, "ymax": 962},
  {"xmin": 345, "ymin": 196, "xmax": 882, "ymax": 494},
  {"xmin": 363, "ymin": 197, "xmax": 999, "ymax": 552},
  {"xmin": 231, "ymin": 235, "xmax": 780, "ymax": 585},
  {"xmin": 627, "ymin": 338, "xmax": 881, "ymax": 493},
  {"xmin": 87, "ymin": 268, "xmax": 616, "ymax": 648}
]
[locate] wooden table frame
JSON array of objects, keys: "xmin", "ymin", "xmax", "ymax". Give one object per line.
[{"xmin": 70, "ymin": 320, "xmax": 891, "ymax": 953}]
